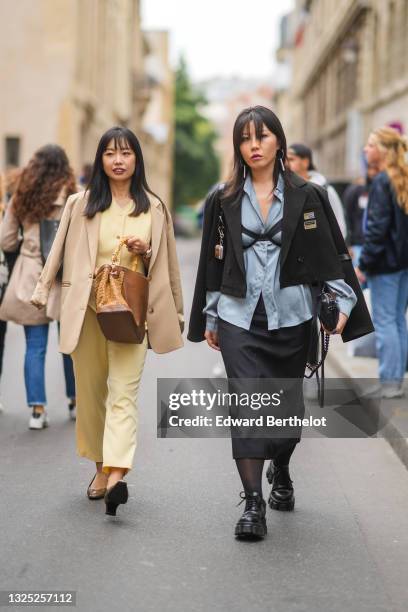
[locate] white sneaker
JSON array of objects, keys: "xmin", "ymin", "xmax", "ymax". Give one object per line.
[
  {"xmin": 381, "ymin": 384, "xmax": 405, "ymax": 399},
  {"xmin": 29, "ymin": 408, "xmax": 49, "ymax": 430}
]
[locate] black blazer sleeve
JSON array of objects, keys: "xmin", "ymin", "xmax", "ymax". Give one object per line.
[
  {"xmin": 187, "ymin": 188, "xmax": 224, "ymax": 342},
  {"xmin": 311, "ymin": 184, "xmax": 374, "ymax": 342}
]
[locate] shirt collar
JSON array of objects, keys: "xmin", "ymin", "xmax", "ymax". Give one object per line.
[
  {"xmin": 275, "ymin": 173, "xmax": 284, "ymax": 200},
  {"xmin": 243, "ymin": 172, "xmax": 284, "ymax": 202}
]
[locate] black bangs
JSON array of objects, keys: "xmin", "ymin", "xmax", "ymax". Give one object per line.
[
  {"xmin": 107, "ymin": 136, "xmax": 131, "ymax": 151},
  {"xmin": 100, "ymin": 127, "xmax": 134, "ymax": 152},
  {"xmin": 233, "ymin": 108, "xmax": 271, "ymax": 154},
  {"xmin": 240, "ymin": 112, "xmax": 264, "ymax": 142}
]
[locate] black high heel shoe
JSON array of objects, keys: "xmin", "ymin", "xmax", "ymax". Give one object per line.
[{"xmin": 104, "ymin": 480, "xmax": 128, "ymax": 516}]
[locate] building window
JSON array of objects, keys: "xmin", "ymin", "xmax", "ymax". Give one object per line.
[
  {"xmin": 335, "ymin": 31, "xmax": 360, "ymax": 115},
  {"xmin": 5, "ymin": 137, "xmax": 21, "ymax": 167},
  {"xmin": 387, "ymin": 1, "xmax": 396, "ymax": 84}
]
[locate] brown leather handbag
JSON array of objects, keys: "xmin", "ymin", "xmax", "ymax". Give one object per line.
[{"xmin": 93, "ymin": 237, "xmax": 149, "ymax": 343}]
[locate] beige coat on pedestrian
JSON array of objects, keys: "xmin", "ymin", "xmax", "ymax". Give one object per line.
[
  {"xmin": 0, "ymin": 191, "xmax": 66, "ymax": 325},
  {"xmin": 31, "ymin": 191, "xmax": 184, "ymax": 355}
]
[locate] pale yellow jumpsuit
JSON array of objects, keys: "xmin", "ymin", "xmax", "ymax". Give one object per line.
[{"xmin": 71, "ymin": 199, "xmax": 151, "ymax": 474}]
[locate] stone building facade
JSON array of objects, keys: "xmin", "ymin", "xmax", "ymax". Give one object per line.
[
  {"xmin": 141, "ymin": 31, "xmax": 174, "ymax": 209},
  {"xmin": 275, "ymin": 0, "xmax": 408, "ymax": 180},
  {"xmin": 0, "ymin": 0, "xmax": 174, "ymax": 205}
]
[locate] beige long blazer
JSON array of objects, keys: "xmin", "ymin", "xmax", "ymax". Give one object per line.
[
  {"xmin": 0, "ymin": 192, "xmax": 66, "ymax": 325},
  {"xmin": 31, "ymin": 191, "xmax": 184, "ymax": 355}
]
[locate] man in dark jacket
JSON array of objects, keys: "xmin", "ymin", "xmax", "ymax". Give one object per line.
[{"xmin": 343, "ymin": 164, "xmax": 379, "ymax": 269}]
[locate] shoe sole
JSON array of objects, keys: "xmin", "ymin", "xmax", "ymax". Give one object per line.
[
  {"xmin": 235, "ymin": 521, "xmax": 267, "ymax": 539},
  {"xmin": 29, "ymin": 419, "xmax": 49, "ymax": 430},
  {"xmin": 381, "ymin": 392, "xmax": 404, "ymax": 399},
  {"xmin": 268, "ymin": 496, "xmax": 295, "ymax": 511},
  {"xmin": 87, "ymin": 490, "xmax": 106, "ymax": 500},
  {"xmin": 266, "ymin": 465, "xmax": 295, "ymax": 511}
]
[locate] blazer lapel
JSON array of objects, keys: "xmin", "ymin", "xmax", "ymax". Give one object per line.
[
  {"xmin": 85, "ymin": 212, "xmax": 101, "ymax": 271},
  {"xmin": 280, "ymin": 179, "xmax": 307, "ymax": 270},
  {"xmin": 222, "ymin": 195, "xmax": 245, "ymax": 277},
  {"xmin": 149, "ymin": 198, "xmax": 164, "ymax": 272}
]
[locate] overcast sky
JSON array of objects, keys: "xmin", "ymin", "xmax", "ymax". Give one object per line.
[{"xmin": 141, "ymin": 0, "xmax": 295, "ymax": 82}]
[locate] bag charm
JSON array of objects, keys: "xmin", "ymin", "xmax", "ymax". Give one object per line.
[{"xmin": 215, "ymin": 213, "xmax": 224, "ymax": 260}]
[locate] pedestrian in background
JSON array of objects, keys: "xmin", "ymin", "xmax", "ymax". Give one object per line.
[
  {"xmin": 189, "ymin": 106, "xmax": 372, "ymax": 540},
  {"xmin": 0, "ymin": 167, "xmax": 23, "ymax": 413},
  {"xmin": 32, "ymin": 127, "xmax": 184, "ymax": 517},
  {"xmin": 287, "ymin": 143, "xmax": 347, "ymax": 238},
  {"xmin": 343, "ymin": 163, "xmax": 379, "ymax": 274},
  {"xmin": 79, "ymin": 163, "xmax": 92, "ymax": 188},
  {"xmin": 0, "ymin": 145, "xmax": 77, "ymax": 428},
  {"xmin": 356, "ymin": 127, "xmax": 408, "ymax": 398}
]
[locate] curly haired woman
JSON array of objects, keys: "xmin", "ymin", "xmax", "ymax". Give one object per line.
[
  {"xmin": 356, "ymin": 127, "xmax": 408, "ymax": 398},
  {"xmin": 0, "ymin": 144, "xmax": 77, "ymax": 429}
]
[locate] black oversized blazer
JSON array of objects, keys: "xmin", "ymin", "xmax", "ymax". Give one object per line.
[{"xmin": 188, "ymin": 172, "xmax": 374, "ymax": 343}]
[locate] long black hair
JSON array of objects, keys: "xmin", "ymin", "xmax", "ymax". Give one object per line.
[
  {"xmin": 84, "ymin": 126, "xmax": 162, "ymax": 218},
  {"xmin": 222, "ymin": 106, "xmax": 290, "ymax": 205}
]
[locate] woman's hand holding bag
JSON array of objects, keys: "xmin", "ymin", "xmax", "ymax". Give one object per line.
[{"xmin": 93, "ymin": 236, "xmax": 149, "ymax": 343}]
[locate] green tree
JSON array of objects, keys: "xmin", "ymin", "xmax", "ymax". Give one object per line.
[{"xmin": 173, "ymin": 57, "xmax": 220, "ymax": 207}]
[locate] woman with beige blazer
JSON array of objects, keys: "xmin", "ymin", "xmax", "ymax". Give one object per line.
[
  {"xmin": 0, "ymin": 145, "xmax": 77, "ymax": 429},
  {"xmin": 32, "ymin": 126, "xmax": 184, "ymax": 517}
]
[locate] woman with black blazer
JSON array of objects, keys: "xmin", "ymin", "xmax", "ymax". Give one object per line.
[{"xmin": 188, "ymin": 106, "xmax": 373, "ymax": 540}]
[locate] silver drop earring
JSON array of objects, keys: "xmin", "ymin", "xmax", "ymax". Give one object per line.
[
  {"xmin": 243, "ymin": 164, "xmax": 246, "ymax": 179},
  {"xmin": 278, "ymin": 150, "xmax": 285, "ymax": 172}
]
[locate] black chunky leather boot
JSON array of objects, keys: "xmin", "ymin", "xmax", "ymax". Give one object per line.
[
  {"xmin": 266, "ymin": 462, "xmax": 295, "ymax": 511},
  {"xmin": 234, "ymin": 491, "xmax": 267, "ymax": 539}
]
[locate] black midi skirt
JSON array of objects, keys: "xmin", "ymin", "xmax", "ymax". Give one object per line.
[{"xmin": 218, "ymin": 296, "xmax": 313, "ymax": 459}]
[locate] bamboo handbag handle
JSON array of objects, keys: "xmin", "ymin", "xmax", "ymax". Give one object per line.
[{"xmin": 111, "ymin": 235, "xmax": 139, "ymax": 271}]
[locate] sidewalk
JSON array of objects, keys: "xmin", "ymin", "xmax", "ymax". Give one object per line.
[{"xmin": 327, "ymin": 334, "xmax": 408, "ymax": 469}]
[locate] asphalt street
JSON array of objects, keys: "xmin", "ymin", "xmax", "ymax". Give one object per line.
[{"xmin": 0, "ymin": 238, "xmax": 407, "ymax": 612}]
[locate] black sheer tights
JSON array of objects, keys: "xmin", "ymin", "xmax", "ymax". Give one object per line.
[
  {"xmin": 235, "ymin": 444, "xmax": 296, "ymax": 496},
  {"xmin": 235, "ymin": 458, "xmax": 265, "ymax": 496}
]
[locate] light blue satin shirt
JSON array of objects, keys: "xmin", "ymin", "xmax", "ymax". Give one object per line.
[{"xmin": 204, "ymin": 174, "xmax": 357, "ymax": 332}]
